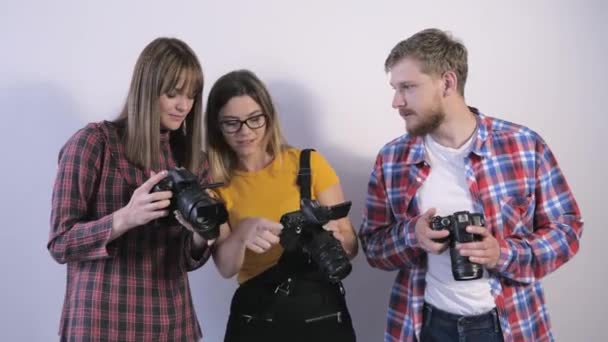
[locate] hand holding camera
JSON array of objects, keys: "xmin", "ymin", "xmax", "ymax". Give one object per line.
[
  {"xmin": 322, "ymin": 221, "xmax": 345, "ymax": 243},
  {"xmin": 279, "ymin": 198, "xmax": 353, "ymax": 283},
  {"xmin": 455, "ymin": 223, "xmax": 500, "ymax": 271},
  {"xmin": 173, "ymin": 211, "xmax": 216, "ymax": 247},
  {"xmin": 152, "ymin": 167, "xmax": 228, "ymax": 240},
  {"xmin": 415, "ymin": 208, "xmax": 451, "ymax": 254},
  {"xmin": 429, "ymin": 211, "xmax": 489, "ymax": 281},
  {"xmin": 112, "ymin": 170, "xmax": 174, "ymax": 239}
]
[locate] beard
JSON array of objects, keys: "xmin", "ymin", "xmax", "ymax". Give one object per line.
[{"xmin": 405, "ymin": 109, "xmax": 445, "ymax": 136}]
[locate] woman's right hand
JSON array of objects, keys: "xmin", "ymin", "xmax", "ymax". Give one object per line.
[
  {"xmin": 234, "ymin": 217, "xmax": 283, "ymax": 254},
  {"xmin": 111, "ymin": 170, "xmax": 172, "ymax": 239}
]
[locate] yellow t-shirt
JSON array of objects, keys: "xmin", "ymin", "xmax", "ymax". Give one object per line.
[{"xmin": 215, "ymin": 148, "xmax": 339, "ymax": 284}]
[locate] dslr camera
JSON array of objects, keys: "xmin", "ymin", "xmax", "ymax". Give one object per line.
[
  {"xmin": 153, "ymin": 167, "xmax": 228, "ymax": 240},
  {"xmin": 279, "ymin": 198, "xmax": 352, "ymax": 283},
  {"xmin": 430, "ymin": 211, "xmax": 485, "ymax": 281}
]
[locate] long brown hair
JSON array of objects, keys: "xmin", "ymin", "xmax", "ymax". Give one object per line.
[
  {"xmin": 205, "ymin": 70, "xmax": 287, "ymax": 182},
  {"xmin": 115, "ymin": 37, "xmax": 204, "ymax": 173}
]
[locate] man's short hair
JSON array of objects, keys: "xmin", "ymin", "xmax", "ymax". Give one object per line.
[{"xmin": 385, "ymin": 28, "xmax": 468, "ymax": 96}]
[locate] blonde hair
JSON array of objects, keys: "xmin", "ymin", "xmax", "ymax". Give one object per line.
[
  {"xmin": 115, "ymin": 37, "xmax": 204, "ymax": 173},
  {"xmin": 204, "ymin": 70, "xmax": 287, "ymax": 182},
  {"xmin": 385, "ymin": 28, "xmax": 468, "ymax": 96}
]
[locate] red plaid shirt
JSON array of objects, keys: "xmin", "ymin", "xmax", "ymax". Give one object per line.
[
  {"xmin": 360, "ymin": 109, "xmax": 583, "ymax": 342},
  {"xmin": 48, "ymin": 121, "xmax": 211, "ymax": 342}
]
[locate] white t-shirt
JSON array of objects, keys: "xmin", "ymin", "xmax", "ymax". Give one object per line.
[{"xmin": 417, "ymin": 133, "xmax": 495, "ymax": 315}]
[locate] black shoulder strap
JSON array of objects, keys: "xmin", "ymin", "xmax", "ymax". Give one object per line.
[
  {"xmin": 260, "ymin": 148, "xmax": 317, "ymax": 286},
  {"xmin": 297, "ymin": 149, "xmax": 314, "ymax": 201}
]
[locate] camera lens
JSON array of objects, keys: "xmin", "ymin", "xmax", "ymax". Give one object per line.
[
  {"xmin": 310, "ymin": 231, "xmax": 352, "ymax": 283},
  {"xmin": 451, "ymin": 247, "xmax": 483, "ymax": 280}
]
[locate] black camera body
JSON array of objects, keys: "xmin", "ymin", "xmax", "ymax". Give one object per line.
[
  {"xmin": 153, "ymin": 167, "xmax": 228, "ymax": 240},
  {"xmin": 279, "ymin": 198, "xmax": 352, "ymax": 283},
  {"xmin": 430, "ymin": 211, "xmax": 485, "ymax": 281}
]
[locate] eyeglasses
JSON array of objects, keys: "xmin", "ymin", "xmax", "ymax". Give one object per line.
[{"xmin": 219, "ymin": 113, "xmax": 268, "ymax": 134}]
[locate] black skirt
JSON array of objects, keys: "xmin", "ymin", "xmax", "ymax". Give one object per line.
[{"xmin": 224, "ymin": 267, "xmax": 356, "ymax": 342}]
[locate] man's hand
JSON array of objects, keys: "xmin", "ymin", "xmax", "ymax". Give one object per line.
[
  {"xmin": 456, "ymin": 225, "xmax": 500, "ymax": 269},
  {"xmin": 415, "ymin": 208, "xmax": 450, "ymax": 254}
]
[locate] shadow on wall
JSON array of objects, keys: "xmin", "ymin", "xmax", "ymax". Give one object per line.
[
  {"xmin": 0, "ymin": 81, "xmax": 84, "ymax": 341},
  {"xmin": 268, "ymin": 79, "xmax": 398, "ymax": 342}
]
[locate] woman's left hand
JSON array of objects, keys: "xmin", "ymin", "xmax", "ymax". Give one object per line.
[
  {"xmin": 323, "ymin": 220, "xmax": 345, "ymax": 243},
  {"xmin": 174, "ymin": 210, "xmax": 215, "ymax": 246}
]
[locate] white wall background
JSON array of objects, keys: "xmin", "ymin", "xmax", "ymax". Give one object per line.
[{"xmin": 1, "ymin": 0, "xmax": 606, "ymax": 341}]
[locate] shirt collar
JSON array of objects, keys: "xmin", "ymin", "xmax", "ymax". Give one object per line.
[
  {"xmin": 160, "ymin": 130, "xmax": 171, "ymax": 143},
  {"xmin": 404, "ymin": 106, "xmax": 492, "ymax": 165}
]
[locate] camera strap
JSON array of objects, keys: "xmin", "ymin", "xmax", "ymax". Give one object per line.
[
  {"xmin": 244, "ymin": 149, "xmax": 320, "ymax": 298},
  {"xmin": 296, "ymin": 148, "xmax": 314, "ymax": 201},
  {"xmin": 271, "ymin": 149, "xmax": 318, "ymax": 290}
]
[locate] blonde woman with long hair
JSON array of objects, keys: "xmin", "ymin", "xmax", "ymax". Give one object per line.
[{"xmin": 48, "ymin": 38, "xmax": 213, "ymax": 341}]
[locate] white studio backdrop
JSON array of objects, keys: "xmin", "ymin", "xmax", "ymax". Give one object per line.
[{"xmin": 1, "ymin": 1, "xmax": 606, "ymax": 341}]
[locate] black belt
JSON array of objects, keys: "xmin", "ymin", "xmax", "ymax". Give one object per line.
[{"xmin": 423, "ymin": 302, "xmax": 501, "ymax": 331}]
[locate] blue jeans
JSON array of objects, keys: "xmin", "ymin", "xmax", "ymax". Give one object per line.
[{"xmin": 420, "ymin": 303, "xmax": 503, "ymax": 342}]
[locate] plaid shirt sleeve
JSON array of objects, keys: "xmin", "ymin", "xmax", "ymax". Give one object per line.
[
  {"xmin": 182, "ymin": 232, "xmax": 211, "ymax": 271},
  {"xmin": 494, "ymin": 137, "xmax": 583, "ymax": 283},
  {"xmin": 181, "ymin": 153, "xmax": 214, "ymax": 271},
  {"xmin": 359, "ymin": 151, "xmax": 424, "ymax": 270},
  {"xmin": 48, "ymin": 125, "xmax": 115, "ymax": 264}
]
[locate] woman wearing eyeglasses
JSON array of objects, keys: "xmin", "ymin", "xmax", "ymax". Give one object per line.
[{"xmin": 204, "ymin": 70, "xmax": 358, "ymax": 342}]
